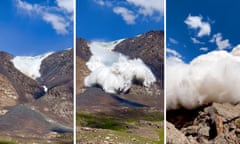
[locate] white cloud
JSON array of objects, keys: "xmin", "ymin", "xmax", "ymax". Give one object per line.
[
  {"xmin": 95, "ymin": 0, "xmax": 105, "ymax": 6},
  {"xmin": 16, "ymin": 0, "xmax": 72, "ymax": 35},
  {"xmin": 166, "ymin": 48, "xmax": 182, "ymax": 58},
  {"xmin": 169, "ymin": 38, "xmax": 179, "ymax": 44},
  {"xmin": 199, "ymin": 47, "xmax": 208, "ymax": 51},
  {"xmin": 95, "ymin": 0, "xmax": 112, "ymax": 7},
  {"xmin": 17, "ymin": 0, "xmax": 33, "ymax": 11},
  {"xmin": 184, "ymin": 15, "xmax": 211, "ymax": 37},
  {"xmin": 126, "ymin": 0, "xmax": 164, "ymax": 16},
  {"xmin": 43, "ymin": 13, "xmax": 69, "ymax": 34},
  {"xmin": 191, "ymin": 37, "xmax": 205, "ymax": 44},
  {"xmin": 56, "ymin": 0, "xmax": 73, "ymax": 13},
  {"xmin": 210, "ymin": 33, "xmax": 231, "ymax": 50},
  {"xmin": 95, "ymin": 0, "xmax": 163, "ymax": 24},
  {"xmin": 113, "ymin": 7, "xmax": 136, "ymax": 25}
]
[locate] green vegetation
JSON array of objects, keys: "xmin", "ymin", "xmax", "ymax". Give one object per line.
[
  {"xmin": 126, "ymin": 111, "xmax": 164, "ymax": 122},
  {"xmin": 157, "ymin": 128, "xmax": 164, "ymax": 144},
  {"xmin": 77, "ymin": 113, "xmax": 127, "ymax": 131},
  {"xmin": 77, "ymin": 110, "xmax": 165, "ymax": 144},
  {"xmin": 0, "ymin": 138, "xmax": 16, "ymax": 144},
  {"xmin": 78, "ymin": 128, "xmax": 164, "ymax": 144}
]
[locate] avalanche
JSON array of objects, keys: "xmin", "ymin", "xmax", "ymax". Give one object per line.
[
  {"xmin": 167, "ymin": 45, "xmax": 240, "ymax": 110},
  {"xmin": 84, "ymin": 40, "xmax": 156, "ymax": 94}
]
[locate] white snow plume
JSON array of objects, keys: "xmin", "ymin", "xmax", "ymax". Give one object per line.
[
  {"xmin": 84, "ymin": 40, "xmax": 156, "ymax": 94},
  {"xmin": 167, "ymin": 46, "xmax": 240, "ymax": 110},
  {"xmin": 11, "ymin": 52, "xmax": 53, "ymax": 79},
  {"xmin": 112, "ymin": 58, "xmax": 156, "ymax": 87},
  {"xmin": 42, "ymin": 85, "xmax": 48, "ymax": 92},
  {"xmin": 84, "ymin": 65, "xmax": 132, "ymax": 94}
]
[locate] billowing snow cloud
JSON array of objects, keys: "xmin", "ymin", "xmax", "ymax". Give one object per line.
[
  {"xmin": 16, "ymin": 0, "xmax": 73, "ymax": 35},
  {"xmin": 185, "ymin": 15, "xmax": 211, "ymax": 37},
  {"xmin": 167, "ymin": 45, "xmax": 240, "ymax": 110},
  {"xmin": 84, "ymin": 40, "xmax": 156, "ymax": 94}
]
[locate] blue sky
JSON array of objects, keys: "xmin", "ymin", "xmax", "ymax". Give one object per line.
[
  {"xmin": 0, "ymin": 0, "xmax": 73, "ymax": 56},
  {"xmin": 77, "ymin": 0, "xmax": 164, "ymax": 41},
  {"xmin": 167, "ymin": 0, "xmax": 240, "ymax": 63}
]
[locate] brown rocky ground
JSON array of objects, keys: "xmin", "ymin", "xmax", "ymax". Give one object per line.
[
  {"xmin": 0, "ymin": 74, "xmax": 18, "ymax": 111},
  {"xmin": 167, "ymin": 103, "xmax": 240, "ymax": 144}
]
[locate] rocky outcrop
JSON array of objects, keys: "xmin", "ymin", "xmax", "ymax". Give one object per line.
[
  {"xmin": 76, "ymin": 56, "xmax": 90, "ymax": 95},
  {"xmin": 76, "ymin": 38, "xmax": 91, "ymax": 61},
  {"xmin": 167, "ymin": 122, "xmax": 191, "ymax": 144},
  {"xmin": 0, "ymin": 74, "xmax": 18, "ymax": 113},
  {"xmin": 167, "ymin": 103, "xmax": 240, "ymax": 144},
  {"xmin": 0, "ymin": 51, "xmax": 45, "ymax": 101},
  {"xmin": 38, "ymin": 49, "xmax": 73, "ymax": 92}
]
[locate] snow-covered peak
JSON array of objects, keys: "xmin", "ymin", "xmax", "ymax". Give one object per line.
[{"xmin": 11, "ymin": 52, "xmax": 53, "ymax": 79}]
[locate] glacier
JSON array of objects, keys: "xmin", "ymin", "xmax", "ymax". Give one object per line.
[{"xmin": 11, "ymin": 52, "xmax": 53, "ymax": 79}]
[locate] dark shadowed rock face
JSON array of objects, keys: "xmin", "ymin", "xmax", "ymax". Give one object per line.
[
  {"xmin": 76, "ymin": 38, "xmax": 91, "ymax": 61},
  {"xmin": 38, "ymin": 49, "xmax": 73, "ymax": 92},
  {"xmin": 0, "ymin": 51, "xmax": 45, "ymax": 102},
  {"xmin": 115, "ymin": 31, "xmax": 164, "ymax": 85},
  {"xmin": 167, "ymin": 103, "xmax": 240, "ymax": 144}
]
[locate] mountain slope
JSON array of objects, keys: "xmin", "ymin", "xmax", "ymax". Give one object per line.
[
  {"xmin": 0, "ymin": 52, "xmax": 45, "ymax": 101},
  {"xmin": 0, "ymin": 49, "xmax": 73, "ymax": 143}
]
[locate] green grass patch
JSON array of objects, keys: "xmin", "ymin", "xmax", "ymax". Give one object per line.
[
  {"xmin": 157, "ymin": 128, "xmax": 164, "ymax": 144},
  {"xmin": 78, "ymin": 129, "xmax": 161, "ymax": 144},
  {"xmin": 0, "ymin": 138, "xmax": 16, "ymax": 144},
  {"xmin": 77, "ymin": 113, "xmax": 126, "ymax": 131},
  {"xmin": 127, "ymin": 111, "xmax": 164, "ymax": 122}
]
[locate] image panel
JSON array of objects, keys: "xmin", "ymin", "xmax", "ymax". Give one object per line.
[
  {"xmin": 76, "ymin": 0, "xmax": 164, "ymax": 143},
  {"xmin": 0, "ymin": 0, "xmax": 73, "ymax": 143},
  {"xmin": 166, "ymin": 0, "xmax": 240, "ymax": 143}
]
